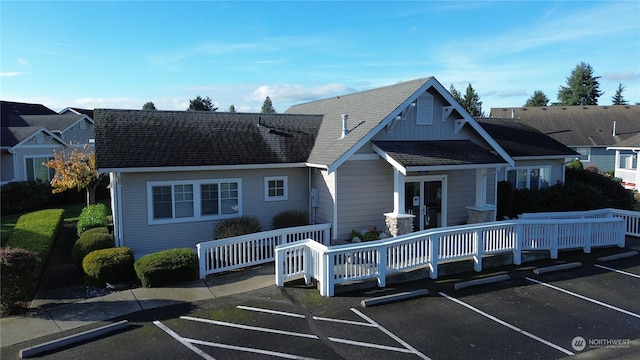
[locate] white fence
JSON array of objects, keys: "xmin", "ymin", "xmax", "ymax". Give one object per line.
[
  {"xmin": 275, "ymin": 208, "xmax": 636, "ymax": 297},
  {"xmin": 196, "ymin": 223, "xmax": 331, "ymax": 279}
]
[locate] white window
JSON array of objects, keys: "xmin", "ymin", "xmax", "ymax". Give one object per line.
[
  {"xmin": 506, "ymin": 167, "xmax": 551, "ymax": 190},
  {"xmin": 25, "ymin": 156, "xmax": 54, "ymax": 182},
  {"xmin": 264, "ymin": 176, "xmax": 288, "ymax": 201},
  {"xmin": 147, "ymin": 179, "xmax": 241, "ymax": 224},
  {"xmin": 575, "ymin": 147, "xmax": 591, "ymax": 162},
  {"xmin": 416, "ymin": 93, "xmax": 434, "ymax": 125}
]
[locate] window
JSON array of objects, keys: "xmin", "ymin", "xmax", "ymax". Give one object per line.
[
  {"xmin": 25, "ymin": 156, "xmax": 54, "ymax": 182},
  {"xmin": 506, "ymin": 167, "xmax": 550, "ymax": 190},
  {"xmin": 264, "ymin": 176, "xmax": 288, "ymax": 201},
  {"xmin": 148, "ymin": 179, "xmax": 241, "ymax": 224},
  {"xmin": 416, "ymin": 93, "xmax": 434, "ymax": 125},
  {"xmin": 575, "ymin": 147, "xmax": 591, "ymax": 162}
]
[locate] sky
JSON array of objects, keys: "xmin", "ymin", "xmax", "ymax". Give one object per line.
[{"xmin": 1, "ymin": 1, "xmax": 639, "ymax": 114}]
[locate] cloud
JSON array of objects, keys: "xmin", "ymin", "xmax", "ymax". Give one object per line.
[
  {"xmin": 497, "ymin": 89, "xmax": 527, "ymax": 97},
  {"xmin": 601, "ymin": 71, "xmax": 640, "ymax": 83},
  {"xmin": 17, "ymin": 58, "xmax": 29, "ymax": 66},
  {"xmin": 250, "ymin": 83, "xmax": 351, "ymax": 104},
  {"xmin": 0, "ymin": 72, "xmax": 27, "ymax": 77}
]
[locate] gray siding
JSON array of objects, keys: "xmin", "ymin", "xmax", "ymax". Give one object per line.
[
  {"xmin": 62, "ymin": 120, "xmax": 95, "ymax": 144},
  {"xmin": 118, "ymin": 167, "xmax": 309, "ymax": 257},
  {"xmin": 310, "ymin": 169, "xmax": 335, "ymax": 227},
  {"xmin": 1, "ymin": 153, "xmax": 15, "ymax": 182},
  {"xmin": 334, "ymin": 159, "xmax": 394, "ymax": 240},
  {"xmin": 576, "ymin": 146, "xmax": 617, "ymax": 173}
]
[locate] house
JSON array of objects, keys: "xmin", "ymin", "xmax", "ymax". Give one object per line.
[
  {"xmin": 490, "ymin": 105, "xmax": 640, "ymax": 173},
  {"xmin": 0, "ymin": 101, "xmax": 96, "ymax": 184},
  {"xmin": 607, "ymin": 133, "xmax": 640, "ymax": 190},
  {"xmin": 95, "ymin": 77, "xmax": 576, "ymax": 257}
]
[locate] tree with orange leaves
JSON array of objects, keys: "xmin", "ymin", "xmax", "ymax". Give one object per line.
[{"xmin": 45, "ymin": 143, "xmax": 104, "ymax": 206}]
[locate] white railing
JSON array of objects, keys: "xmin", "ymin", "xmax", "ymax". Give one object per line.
[
  {"xmin": 276, "ymin": 209, "xmax": 633, "ymax": 296},
  {"xmin": 520, "ymin": 208, "xmax": 640, "ymax": 237},
  {"xmin": 197, "ymin": 223, "xmax": 331, "ymax": 279}
]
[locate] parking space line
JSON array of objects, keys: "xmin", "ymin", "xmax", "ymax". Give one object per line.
[
  {"xmin": 236, "ymin": 305, "xmax": 375, "ymax": 327},
  {"xmin": 525, "ymin": 277, "xmax": 640, "ymax": 319},
  {"xmin": 594, "ymin": 264, "xmax": 640, "ymax": 279},
  {"xmin": 351, "ymin": 307, "xmax": 432, "ymax": 360},
  {"xmin": 186, "ymin": 338, "xmax": 319, "ymax": 360},
  {"xmin": 180, "ymin": 316, "xmax": 319, "ymax": 339},
  {"xmin": 237, "ymin": 305, "xmax": 306, "ymax": 318},
  {"xmin": 438, "ymin": 292, "xmax": 574, "ymax": 356},
  {"xmin": 328, "ymin": 336, "xmax": 415, "ymax": 353},
  {"xmin": 153, "ymin": 321, "xmax": 216, "ymax": 360}
]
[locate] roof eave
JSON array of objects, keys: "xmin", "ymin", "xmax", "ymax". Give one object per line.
[{"xmin": 99, "ymin": 162, "xmax": 309, "ymax": 173}]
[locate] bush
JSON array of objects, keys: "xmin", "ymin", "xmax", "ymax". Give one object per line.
[
  {"xmin": 80, "ymin": 227, "xmax": 109, "ymax": 237},
  {"xmin": 0, "ymin": 181, "xmax": 55, "ymax": 215},
  {"xmin": 82, "ymin": 247, "xmax": 134, "ymax": 286},
  {"xmin": 71, "ymin": 233, "xmax": 115, "ymax": 270},
  {"xmin": 0, "ymin": 247, "xmax": 39, "ymax": 314},
  {"xmin": 496, "ymin": 181, "xmax": 513, "ymax": 219},
  {"xmin": 566, "ymin": 159, "xmax": 583, "ymax": 170},
  {"xmin": 272, "ymin": 210, "xmax": 309, "ymax": 229},
  {"xmin": 134, "ymin": 248, "xmax": 198, "ymax": 288},
  {"xmin": 77, "ymin": 203, "xmax": 108, "ymax": 236},
  {"xmin": 214, "ymin": 216, "xmax": 262, "ymax": 239}
]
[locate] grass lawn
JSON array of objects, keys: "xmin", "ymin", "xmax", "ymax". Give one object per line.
[{"xmin": 1, "ymin": 201, "xmax": 111, "ymax": 247}]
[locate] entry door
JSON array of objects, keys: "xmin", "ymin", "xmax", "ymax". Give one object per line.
[{"xmin": 405, "ymin": 177, "xmax": 446, "ymax": 231}]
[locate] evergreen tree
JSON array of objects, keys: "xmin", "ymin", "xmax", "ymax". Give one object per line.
[
  {"xmin": 557, "ymin": 62, "xmax": 603, "ymax": 105},
  {"xmin": 228, "ymin": 104, "xmax": 236, "ymax": 113},
  {"xmin": 461, "ymin": 83, "xmax": 483, "ymax": 117},
  {"xmin": 449, "ymin": 84, "xmax": 463, "ymax": 104},
  {"xmin": 611, "ymin": 83, "xmax": 628, "ymax": 105},
  {"xmin": 187, "ymin": 96, "xmax": 217, "ymax": 111},
  {"xmin": 142, "ymin": 101, "xmax": 157, "ymax": 110},
  {"xmin": 261, "ymin": 96, "xmax": 276, "ymax": 114},
  {"xmin": 524, "ymin": 90, "xmax": 550, "ymax": 107}
]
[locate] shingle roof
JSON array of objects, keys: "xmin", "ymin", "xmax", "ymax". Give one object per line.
[
  {"xmin": 285, "ymin": 77, "xmax": 434, "ymax": 167},
  {"xmin": 1, "ymin": 100, "xmax": 57, "ymax": 127},
  {"xmin": 476, "ymin": 117, "xmax": 578, "ymax": 158},
  {"xmin": 1, "ymin": 127, "xmax": 42, "ymax": 147},
  {"xmin": 94, "ymin": 110, "xmax": 323, "ymax": 169},
  {"xmin": 609, "ymin": 132, "xmax": 640, "ymax": 148},
  {"xmin": 19, "ymin": 114, "xmax": 87, "ymax": 131},
  {"xmin": 372, "ymin": 140, "xmax": 506, "ymax": 168},
  {"xmin": 489, "ymin": 105, "xmax": 640, "ymax": 147}
]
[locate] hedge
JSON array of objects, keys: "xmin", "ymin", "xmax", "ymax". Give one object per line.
[
  {"xmin": 272, "ymin": 210, "xmax": 309, "ymax": 229},
  {"xmin": 134, "ymin": 248, "xmax": 198, "ymax": 288},
  {"xmin": 82, "ymin": 247, "xmax": 135, "ymax": 286},
  {"xmin": 4, "ymin": 209, "xmax": 65, "ymax": 303},
  {"xmin": 0, "ymin": 247, "xmax": 39, "ymax": 314},
  {"xmin": 77, "ymin": 203, "xmax": 108, "ymax": 236},
  {"xmin": 214, "ymin": 216, "xmax": 262, "ymax": 239},
  {"xmin": 71, "ymin": 232, "xmax": 115, "ymax": 270}
]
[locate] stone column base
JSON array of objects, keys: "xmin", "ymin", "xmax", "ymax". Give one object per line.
[
  {"xmin": 466, "ymin": 206, "xmax": 496, "ymax": 224},
  {"xmin": 384, "ymin": 213, "xmax": 415, "ymax": 237}
]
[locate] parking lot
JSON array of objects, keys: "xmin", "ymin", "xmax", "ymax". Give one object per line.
[{"xmin": 4, "ymin": 251, "xmax": 639, "ymax": 359}]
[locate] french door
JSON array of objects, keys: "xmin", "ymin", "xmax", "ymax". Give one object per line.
[{"xmin": 405, "ymin": 176, "xmax": 447, "ymax": 231}]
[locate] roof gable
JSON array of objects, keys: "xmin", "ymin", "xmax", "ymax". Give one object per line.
[
  {"xmin": 19, "ymin": 113, "xmax": 92, "ymax": 133},
  {"xmin": 1, "ymin": 126, "xmax": 67, "ymax": 149},
  {"xmin": 490, "ymin": 105, "xmax": 640, "ymax": 147},
  {"xmin": 95, "ymin": 110, "xmax": 323, "ymax": 170}
]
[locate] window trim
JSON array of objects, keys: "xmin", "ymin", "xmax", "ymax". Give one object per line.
[
  {"xmin": 264, "ymin": 176, "xmax": 288, "ymax": 201},
  {"xmin": 147, "ymin": 178, "xmax": 242, "ymax": 225},
  {"xmin": 24, "ymin": 155, "xmax": 54, "ymax": 182},
  {"xmin": 505, "ymin": 166, "xmax": 551, "ymax": 190},
  {"xmin": 575, "ymin": 147, "xmax": 591, "ymax": 162}
]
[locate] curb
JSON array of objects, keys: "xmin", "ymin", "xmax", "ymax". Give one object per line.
[
  {"xmin": 454, "ymin": 274, "xmax": 511, "ymax": 290},
  {"xmin": 597, "ymin": 251, "xmax": 638, "ymax": 262},
  {"xmin": 360, "ymin": 289, "xmax": 429, "ymax": 307},
  {"xmin": 533, "ymin": 262, "xmax": 582, "ymax": 275},
  {"xmin": 19, "ymin": 320, "xmax": 129, "ymax": 359}
]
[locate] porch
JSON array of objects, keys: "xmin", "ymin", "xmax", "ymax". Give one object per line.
[{"xmin": 611, "ymin": 148, "xmax": 639, "ymax": 190}]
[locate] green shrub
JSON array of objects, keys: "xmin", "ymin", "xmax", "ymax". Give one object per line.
[
  {"xmin": 80, "ymin": 227, "xmax": 109, "ymax": 237},
  {"xmin": 272, "ymin": 210, "xmax": 309, "ymax": 229},
  {"xmin": 214, "ymin": 216, "xmax": 262, "ymax": 239},
  {"xmin": 496, "ymin": 181, "xmax": 514, "ymax": 220},
  {"xmin": 77, "ymin": 203, "xmax": 108, "ymax": 236},
  {"xmin": 566, "ymin": 159, "xmax": 583, "ymax": 170},
  {"xmin": 0, "ymin": 247, "xmax": 39, "ymax": 314},
  {"xmin": 0, "ymin": 181, "xmax": 56, "ymax": 215},
  {"xmin": 71, "ymin": 233, "xmax": 115, "ymax": 270},
  {"xmin": 134, "ymin": 248, "xmax": 198, "ymax": 288},
  {"xmin": 82, "ymin": 247, "xmax": 134, "ymax": 286}
]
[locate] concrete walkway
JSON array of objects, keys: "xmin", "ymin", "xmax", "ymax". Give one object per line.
[{"xmin": 0, "ymin": 264, "xmax": 275, "ymax": 348}]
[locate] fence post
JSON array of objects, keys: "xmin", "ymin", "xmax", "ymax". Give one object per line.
[
  {"xmin": 584, "ymin": 222, "xmax": 592, "ymax": 254},
  {"xmin": 473, "ymin": 229, "xmax": 482, "ymax": 272},
  {"xmin": 323, "ymin": 226, "xmax": 331, "ymax": 246},
  {"xmin": 429, "ymin": 235, "xmax": 438, "ymax": 279},
  {"xmin": 303, "ymin": 247, "xmax": 312, "ymax": 285},
  {"xmin": 197, "ymin": 244, "xmax": 206, "ymax": 280},
  {"xmin": 513, "ymin": 223, "xmax": 522, "ymax": 265},
  {"xmin": 377, "ymin": 246, "xmax": 387, "ymax": 288},
  {"xmin": 550, "ymin": 224, "xmax": 559, "ymax": 259},
  {"xmin": 275, "ymin": 247, "xmax": 284, "ymax": 286},
  {"xmin": 325, "ymin": 253, "xmax": 334, "ymax": 297},
  {"xmin": 616, "ymin": 219, "xmax": 626, "ymax": 248}
]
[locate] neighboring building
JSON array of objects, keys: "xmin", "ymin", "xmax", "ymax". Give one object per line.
[
  {"xmin": 96, "ymin": 77, "xmax": 576, "ymax": 257},
  {"xmin": 607, "ymin": 132, "xmax": 640, "ymax": 190},
  {"xmin": 490, "ymin": 105, "xmax": 640, "ymax": 173},
  {"xmin": 0, "ymin": 101, "xmax": 95, "ymax": 184}
]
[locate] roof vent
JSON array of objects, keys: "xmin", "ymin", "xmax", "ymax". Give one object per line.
[{"xmin": 340, "ymin": 113, "xmax": 349, "ymax": 138}]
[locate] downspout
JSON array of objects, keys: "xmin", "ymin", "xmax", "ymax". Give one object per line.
[
  {"xmin": 332, "ymin": 169, "xmax": 338, "ymax": 241},
  {"xmin": 109, "ymin": 172, "xmax": 124, "ymax": 247}
]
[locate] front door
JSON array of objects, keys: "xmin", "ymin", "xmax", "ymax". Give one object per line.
[{"xmin": 405, "ymin": 176, "xmax": 447, "ymax": 231}]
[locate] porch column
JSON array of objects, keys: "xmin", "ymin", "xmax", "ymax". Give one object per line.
[
  {"xmin": 467, "ymin": 168, "xmax": 495, "ymax": 224},
  {"xmin": 384, "ymin": 168, "xmax": 414, "ymax": 236}
]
